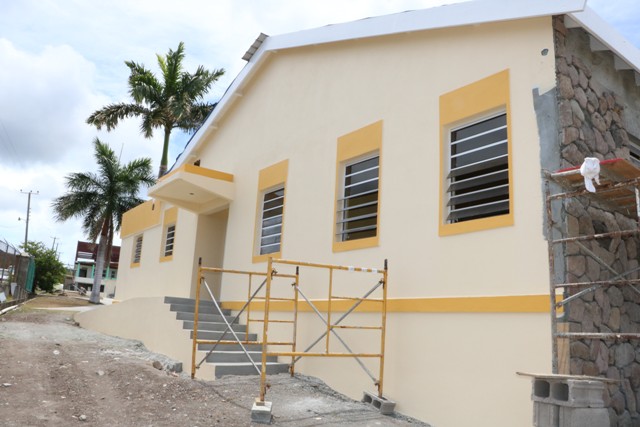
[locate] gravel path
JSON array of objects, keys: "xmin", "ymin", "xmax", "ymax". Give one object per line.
[{"xmin": 0, "ymin": 297, "xmax": 430, "ymax": 426}]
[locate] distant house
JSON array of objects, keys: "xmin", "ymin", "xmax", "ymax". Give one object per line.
[
  {"xmin": 76, "ymin": 1, "xmax": 640, "ymax": 425},
  {"xmin": 73, "ymin": 241, "xmax": 119, "ymax": 296}
]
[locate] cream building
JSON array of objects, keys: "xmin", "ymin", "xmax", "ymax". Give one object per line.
[{"xmin": 77, "ymin": 1, "xmax": 640, "ymax": 425}]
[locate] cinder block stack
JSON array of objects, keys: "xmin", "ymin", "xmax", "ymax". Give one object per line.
[{"xmin": 531, "ymin": 376, "xmax": 609, "ymax": 427}]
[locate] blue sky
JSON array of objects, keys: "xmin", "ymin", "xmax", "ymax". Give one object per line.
[{"xmin": 0, "ymin": 0, "xmax": 638, "ymax": 267}]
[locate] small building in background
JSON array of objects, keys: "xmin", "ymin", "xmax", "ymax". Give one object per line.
[{"xmin": 73, "ymin": 241, "xmax": 120, "ymax": 297}]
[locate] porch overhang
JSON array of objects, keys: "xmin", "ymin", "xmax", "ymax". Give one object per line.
[{"xmin": 148, "ymin": 164, "xmax": 234, "ymax": 214}]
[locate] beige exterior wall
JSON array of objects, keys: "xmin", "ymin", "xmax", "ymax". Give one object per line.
[
  {"xmin": 75, "ymin": 297, "xmax": 215, "ymax": 378},
  {"xmin": 116, "ymin": 205, "xmax": 200, "ymax": 300},
  {"xmin": 283, "ymin": 311, "xmax": 550, "ymax": 427},
  {"xmin": 198, "ymin": 17, "xmax": 556, "ymax": 301},
  {"xmin": 191, "ymin": 209, "xmax": 229, "ymax": 300},
  {"xmin": 90, "ymin": 17, "xmax": 559, "ymax": 427}
]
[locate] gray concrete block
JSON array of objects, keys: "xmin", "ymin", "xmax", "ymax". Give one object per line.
[
  {"xmin": 533, "ymin": 379, "xmax": 552, "ymax": 401},
  {"xmin": 531, "ymin": 378, "xmax": 605, "ymax": 407},
  {"xmin": 533, "ymin": 402, "xmax": 559, "ymax": 427},
  {"xmin": 559, "ymin": 406, "xmax": 610, "ymax": 427},
  {"xmin": 554, "ymin": 380, "xmax": 605, "ymax": 408},
  {"xmin": 362, "ymin": 391, "xmax": 396, "ymax": 415},
  {"xmin": 251, "ymin": 400, "xmax": 272, "ymax": 424}
]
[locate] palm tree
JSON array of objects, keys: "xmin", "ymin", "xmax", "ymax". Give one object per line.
[
  {"xmin": 52, "ymin": 139, "xmax": 155, "ymax": 303},
  {"xmin": 87, "ymin": 42, "xmax": 224, "ymax": 178}
]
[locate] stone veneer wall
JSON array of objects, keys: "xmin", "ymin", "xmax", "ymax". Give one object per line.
[{"xmin": 554, "ymin": 16, "xmax": 640, "ymax": 426}]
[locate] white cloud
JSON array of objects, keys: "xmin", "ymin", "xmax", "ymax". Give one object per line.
[{"xmin": 0, "ymin": 39, "xmax": 98, "ymax": 165}]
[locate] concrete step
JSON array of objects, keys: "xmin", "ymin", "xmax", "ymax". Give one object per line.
[
  {"xmin": 205, "ymin": 351, "xmax": 277, "ymax": 363},
  {"xmin": 164, "ymin": 296, "xmax": 230, "ymax": 315},
  {"xmin": 215, "ymin": 362, "xmax": 290, "ymax": 378},
  {"xmin": 176, "ymin": 311, "xmax": 238, "ymax": 324},
  {"xmin": 198, "ymin": 342, "xmax": 263, "ymax": 352},
  {"xmin": 191, "ymin": 330, "xmax": 257, "ymax": 342},
  {"xmin": 169, "ymin": 303, "xmax": 233, "ymax": 315},
  {"xmin": 165, "ymin": 296, "xmax": 283, "ymax": 379},
  {"xmin": 183, "ymin": 320, "xmax": 246, "ymax": 333}
]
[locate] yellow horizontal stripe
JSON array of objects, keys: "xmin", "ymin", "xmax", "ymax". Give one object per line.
[
  {"xmin": 121, "ymin": 200, "xmax": 162, "ymax": 238},
  {"xmin": 221, "ymin": 294, "xmax": 557, "ymax": 314},
  {"xmin": 161, "ymin": 163, "xmax": 234, "ymax": 182}
]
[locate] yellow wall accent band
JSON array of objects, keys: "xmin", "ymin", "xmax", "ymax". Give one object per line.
[
  {"xmin": 333, "ymin": 120, "xmax": 383, "ymax": 252},
  {"xmin": 253, "ymin": 160, "xmax": 289, "ymax": 263},
  {"xmin": 121, "ymin": 200, "xmax": 162, "ymax": 238},
  {"xmin": 160, "ymin": 163, "xmax": 234, "ymax": 183},
  {"xmin": 439, "ymin": 69, "xmax": 514, "ymax": 236},
  {"xmin": 222, "ymin": 294, "xmax": 555, "ymax": 314}
]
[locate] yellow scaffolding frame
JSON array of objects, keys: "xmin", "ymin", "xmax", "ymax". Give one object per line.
[
  {"xmin": 258, "ymin": 257, "xmax": 388, "ymax": 402},
  {"xmin": 189, "ymin": 257, "xmax": 388, "ymax": 405},
  {"xmin": 190, "ymin": 263, "xmax": 297, "ymax": 379}
]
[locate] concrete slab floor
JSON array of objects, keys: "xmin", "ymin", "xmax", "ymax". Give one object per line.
[{"xmin": 206, "ymin": 373, "xmax": 431, "ymax": 426}]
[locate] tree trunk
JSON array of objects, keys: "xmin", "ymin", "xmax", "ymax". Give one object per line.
[
  {"xmin": 158, "ymin": 126, "xmax": 171, "ymax": 178},
  {"xmin": 90, "ymin": 230, "xmax": 108, "ymax": 304}
]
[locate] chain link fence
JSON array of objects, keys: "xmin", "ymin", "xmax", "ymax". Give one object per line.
[{"xmin": 0, "ymin": 239, "xmax": 34, "ymax": 311}]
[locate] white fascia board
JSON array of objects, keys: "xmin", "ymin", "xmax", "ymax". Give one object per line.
[
  {"xmin": 176, "ymin": 0, "xmax": 587, "ymax": 169},
  {"xmin": 568, "ymin": 6, "xmax": 640, "ymax": 74},
  {"xmin": 267, "ymin": 0, "xmax": 586, "ymax": 51}
]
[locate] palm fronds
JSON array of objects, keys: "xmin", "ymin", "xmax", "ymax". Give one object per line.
[{"xmin": 86, "ymin": 42, "xmax": 225, "ymax": 177}]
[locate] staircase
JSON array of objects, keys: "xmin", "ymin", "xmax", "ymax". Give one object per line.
[{"xmin": 164, "ymin": 296, "xmax": 290, "ymax": 378}]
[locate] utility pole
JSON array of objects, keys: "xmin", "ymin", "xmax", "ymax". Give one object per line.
[
  {"xmin": 19, "ymin": 190, "xmax": 39, "ymax": 249},
  {"xmin": 51, "ymin": 236, "xmax": 58, "ymax": 250}
]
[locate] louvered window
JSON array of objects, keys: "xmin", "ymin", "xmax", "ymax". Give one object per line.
[
  {"xmin": 133, "ymin": 235, "xmax": 143, "ymax": 264},
  {"xmin": 447, "ymin": 113, "xmax": 509, "ymax": 223},
  {"xmin": 629, "ymin": 134, "xmax": 640, "ymax": 168},
  {"xmin": 164, "ymin": 225, "xmax": 176, "ymax": 257},
  {"xmin": 337, "ymin": 155, "xmax": 379, "ymax": 241},
  {"xmin": 259, "ymin": 187, "xmax": 284, "ymax": 255}
]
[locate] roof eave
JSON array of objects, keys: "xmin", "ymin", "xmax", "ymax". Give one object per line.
[{"xmin": 567, "ymin": 6, "xmax": 640, "ymax": 76}]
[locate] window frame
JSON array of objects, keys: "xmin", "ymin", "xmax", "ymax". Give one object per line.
[
  {"xmin": 439, "ymin": 69, "xmax": 513, "ymax": 236},
  {"xmin": 131, "ymin": 234, "xmax": 143, "ymax": 267},
  {"xmin": 336, "ymin": 153, "xmax": 380, "ymax": 243},
  {"xmin": 163, "ymin": 224, "xmax": 176, "ymax": 257},
  {"xmin": 628, "ymin": 133, "xmax": 640, "ymax": 168},
  {"xmin": 446, "ymin": 111, "xmax": 509, "ymax": 224},
  {"xmin": 258, "ymin": 186, "xmax": 285, "ymax": 256}
]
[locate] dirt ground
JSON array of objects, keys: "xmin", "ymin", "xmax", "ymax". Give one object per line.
[{"xmin": 0, "ymin": 296, "xmax": 430, "ymax": 426}]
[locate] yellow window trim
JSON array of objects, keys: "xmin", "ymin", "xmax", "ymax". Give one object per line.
[
  {"xmin": 221, "ymin": 294, "xmax": 559, "ymax": 314},
  {"xmin": 333, "ymin": 121, "xmax": 383, "ymax": 252},
  {"xmin": 253, "ymin": 252, "xmax": 281, "ymax": 264},
  {"xmin": 130, "ymin": 262, "xmax": 141, "ymax": 268},
  {"xmin": 253, "ymin": 160, "xmax": 289, "ymax": 263},
  {"xmin": 160, "ymin": 207, "xmax": 178, "ymax": 261},
  {"xmin": 439, "ymin": 69, "xmax": 514, "ymax": 236}
]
